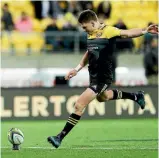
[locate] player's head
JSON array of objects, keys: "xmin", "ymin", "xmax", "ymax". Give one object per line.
[
  {"xmin": 78, "ymin": 10, "xmax": 100, "ymax": 33},
  {"xmin": 2, "ymin": 3, "xmax": 9, "ymax": 12}
]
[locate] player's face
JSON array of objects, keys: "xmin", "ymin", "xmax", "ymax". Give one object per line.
[{"xmin": 80, "ymin": 21, "xmax": 96, "ymax": 33}]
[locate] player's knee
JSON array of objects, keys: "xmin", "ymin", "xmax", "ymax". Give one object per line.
[
  {"xmin": 74, "ymin": 102, "xmax": 85, "ymax": 114},
  {"xmin": 105, "ymin": 91, "xmax": 111, "ymax": 100},
  {"xmin": 96, "ymin": 96, "xmax": 105, "ymax": 102},
  {"xmin": 97, "ymin": 93, "xmax": 109, "ymax": 102},
  {"xmin": 105, "ymin": 93, "xmax": 109, "ymax": 101}
]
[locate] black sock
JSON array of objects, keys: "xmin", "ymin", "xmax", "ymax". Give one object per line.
[
  {"xmin": 112, "ymin": 89, "xmax": 137, "ymax": 101},
  {"xmin": 57, "ymin": 113, "xmax": 81, "ymax": 140}
]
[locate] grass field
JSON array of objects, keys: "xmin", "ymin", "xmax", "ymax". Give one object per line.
[{"xmin": 1, "ymin": 119, "xmax": 158, "ymax": 158}]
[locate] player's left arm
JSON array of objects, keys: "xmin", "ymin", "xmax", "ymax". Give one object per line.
[{"xmin": 120, "ymin": 24, "xmax": 158, "ymax": 38}]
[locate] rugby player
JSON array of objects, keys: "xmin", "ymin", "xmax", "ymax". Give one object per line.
[{"xmin": 48, "ymin": 10, "xmax": 158, "ymax": 148}]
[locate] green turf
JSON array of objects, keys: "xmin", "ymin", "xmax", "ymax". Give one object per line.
[{"xmin": 1, "ymin": 119, "xmax": 158, "ymax": 158}]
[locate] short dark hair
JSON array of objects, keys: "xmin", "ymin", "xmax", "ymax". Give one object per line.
[
  {"xmin": 3, "ymin": 3, "xmax": 9, "ymax": 8},
  {"xmin": 78, "ymin": 10, "xmax": 98, "ymax": 23}
]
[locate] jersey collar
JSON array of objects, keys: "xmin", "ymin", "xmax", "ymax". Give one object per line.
[{"xmin": 88, "ymin": 23, "xmax": 106, "ymax": 35}]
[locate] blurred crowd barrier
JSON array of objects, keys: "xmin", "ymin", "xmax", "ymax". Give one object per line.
[
  {"xmin": 1, "ymin": 31, "xmax": 87, "ymax": 54},
  {"xmin": 1, "ymin": 31, "xmax": 136, "ymax": 54}
]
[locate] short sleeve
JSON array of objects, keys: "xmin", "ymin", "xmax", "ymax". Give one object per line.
[{"xmin": 103, "ymin": 26, "xmax": 121, "ymax": 39}]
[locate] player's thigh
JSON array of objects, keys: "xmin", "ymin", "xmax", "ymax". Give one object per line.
[{"xmin": 76, "ymin": 88, "xmax": 97, "ymax": 108}]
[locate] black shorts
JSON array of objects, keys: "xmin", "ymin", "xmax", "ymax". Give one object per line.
[{"xmin": 89, "ymin": 82, "xmax": 110, "ymax": 95}]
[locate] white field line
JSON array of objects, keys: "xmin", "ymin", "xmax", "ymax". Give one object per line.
[{"xmin": 1, "ymin": 146, "xmax": 158, "ymax": 150}]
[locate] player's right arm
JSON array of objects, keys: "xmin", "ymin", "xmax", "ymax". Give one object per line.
[
  {"xmin": 65, "ymin": 51, "xmax": 89, "ymax": 80},
  {"xmin": 103, "ymin": 24, "xmax": 158, "ymax": 39},
  {"xmin": 120, "ymin": 24, "xmax": 158, "ymax": 38}
]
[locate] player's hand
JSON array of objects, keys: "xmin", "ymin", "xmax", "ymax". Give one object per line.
[
  {"xmin": 65, "ymin": 69, "xmax": 78, "ymax": 80},
  {"xmin": 146, "ymin": 24, "xmax": 159, "ymax": 34}
]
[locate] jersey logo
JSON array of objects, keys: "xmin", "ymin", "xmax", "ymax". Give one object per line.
[{"xmin": 96, "ymin": 32, "xmax": 102, "ymax": 38}]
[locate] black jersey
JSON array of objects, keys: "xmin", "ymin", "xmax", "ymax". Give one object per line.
[{"xmin": 87, "ymin": 25, "xmax": 121, "ymax": 85}]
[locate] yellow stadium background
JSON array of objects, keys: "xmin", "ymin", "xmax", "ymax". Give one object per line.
[{"xmin": 1, "ymin": 0, "xmax": 158, "ymax": 55}]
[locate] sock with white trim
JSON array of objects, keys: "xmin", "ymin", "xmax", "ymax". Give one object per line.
[
  {"xmin": 112, "ymin": 89, "xmax": 137, "ymax": 101},
  {"xmin": 57, "ymin": 113, "xmax": 81, "ymax": 140}
]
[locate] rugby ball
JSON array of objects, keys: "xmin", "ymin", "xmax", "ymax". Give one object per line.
[{"xmin": 8, "ymin": 128, "xmax": 24, "ymax": 145}]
